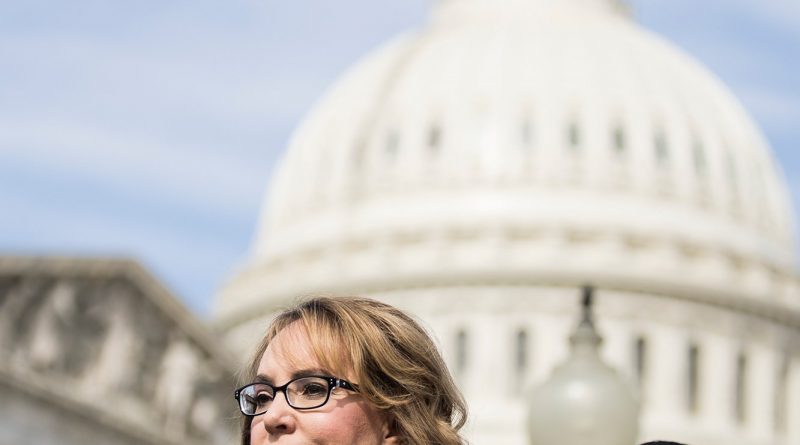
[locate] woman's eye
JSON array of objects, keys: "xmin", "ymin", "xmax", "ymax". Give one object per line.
[
  {"xmin": 255, "ymin": 391, "xmax": 274, "ymax": 404},
  {"xmin": 301, "ymin": 383, "xmax": 327, "ymax": 397}
]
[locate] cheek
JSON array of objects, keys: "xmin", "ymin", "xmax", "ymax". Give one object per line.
[
  {"xmin": 305, "ymin": 402, "xmax": 384, "ymax": 442},
  {"xmin": 249, "ymin": 419, "xmax": 266, "ymax": 444}
]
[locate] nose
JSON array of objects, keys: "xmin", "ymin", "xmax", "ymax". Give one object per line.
[{"xmin": 261, "ymin": 390, "xmax": 296, "ymax": 436}]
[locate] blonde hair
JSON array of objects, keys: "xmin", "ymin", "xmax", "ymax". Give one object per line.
[{"xmin": 240, "ymin": 296, "xmax": 467, "ymax": 445}]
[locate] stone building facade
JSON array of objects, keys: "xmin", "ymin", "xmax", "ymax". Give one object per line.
[{"xmin": 0, "ymin": 257, "xmax": 237, "ymax": 445}]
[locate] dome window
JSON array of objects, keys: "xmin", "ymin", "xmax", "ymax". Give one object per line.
[
  {"xmin": 693, "ymin": 139, "xmax": 707, "ymax": 177},
  {"xmin": 385, "ymin": 129, "xmax": 400, "ymax": 157},
  {"xmin": 633, "ymin": 336, "xmax": 647, "ymax": 390},
  {"xmin": 521, "ymin": 118, "xmax": 534, "ymax": 149},
  {"xmin": 515, "ymin": 329, "xmax": 529, "ymax": 375},
  {"xmin": 754, "ymin": 165, "xmax": 770, "ymax": 224},
  {"xmin": 428, "ymin": 124, "xmax": 442, "ymax": 152},
  {"xmin": 687, "ymin": 343, "xmax": 701, "ymax": 414},
  {"xmin": 613, "ymin": 125, "xmax": 626, "ymax": 155},
  {"xmin": 726, "ymin": 153, "xmax": 740, "ymax": 204},
  {"xmin": 455, "ymin": 329, "xmax": 468, "ymax": 376},
  {"xmin": 567, "ymin": 121, "xmax": 581, "ymax": 150},
  {"xmin": 734, "ymin": 352, "xmax": 748, "ymax": 424},
  {"xmin": 352, "ymin": 138, "xmax": 367, "ymax": 168},
  {"xmin": 775, "ymin": 356, "xmax": 789, "ymax": 433},
  {"xmin": 654, "ymin": 131, "xmax": 669, "ymax": 166}
]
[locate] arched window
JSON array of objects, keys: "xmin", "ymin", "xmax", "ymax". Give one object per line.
[
  {"xmin": 634, "ymin": 336, "xmax": 647, "ymax": 389},
  {"xmin": 567, "ymin": 120, "xmax": 581, "ymax": 151},
  {"xmin": 613, "ymin": 125, "xmax": 626, "ymax": 156},
  {"xmin": 687, "ymin": 343, "xmax": 700, "ymax": 414},
  {"xmin": 352, "ymin": 138, "xmax": 367, "ymax": 168},
  {"xmin": 428, "ymin": 123, "xmax": 442, "ymax": 153},
  {"xmin": 735, "ymin": 352, "xmax": 748, "ymax": 423},
  {"xmin": 693, "ymin": 138, "xmax": 706, "ymax": 177},
  {"xmin": 521, "ymin": 118, "xmax": 533, "ymax": 149},
  {"xmin": 386, "ymin": 129, "xmax": 399, "ymax": 157},
  {"xmin": 727, "ymin": 153, "xmax": 740, "ymax": 206},
  {"xmin": 455, "ymin": 329, "xmax": 468, "ymax": 375},
  {"xmin": 775, "ymin": 356, "xmax": 789, "ymax": 433},
  {"xmin": 515, "ymin": 329, "xmax": 529, "ymax": 375},
  {"xmin": 654, "ymin": 130, "xmax": 669, "ymax": 166}
]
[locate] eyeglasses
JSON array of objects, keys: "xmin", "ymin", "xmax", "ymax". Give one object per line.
[{"xmin": 234, "ymin": 376, "xmax": 357, "ymax": 416}]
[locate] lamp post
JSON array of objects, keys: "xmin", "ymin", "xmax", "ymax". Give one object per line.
[{"xmin": 527, "ymin": 286, "xmax": 639, "ymax": 445}]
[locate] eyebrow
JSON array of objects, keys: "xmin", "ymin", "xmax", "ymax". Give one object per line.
[{"xmin": 254, "ymin": 368, "xmax": 329, "ymax": 385}]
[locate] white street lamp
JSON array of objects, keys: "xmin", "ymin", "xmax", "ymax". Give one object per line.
[{"xmin": 528, "ymin": 286, "xmax": 639, "ymax": 445}]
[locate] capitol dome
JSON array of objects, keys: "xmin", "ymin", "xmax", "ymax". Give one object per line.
[
  {"xmin": 216, "ymin": 1, "xmax": 800, "ymax": 444},
  {"xmin": 218, "ymin": 0, "xmax": 796, "ymax": 320}
]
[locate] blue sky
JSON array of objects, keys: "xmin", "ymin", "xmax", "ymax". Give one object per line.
[{"xmin": 1, "ymin": 0, "xmax": 798, "ymax": 317}]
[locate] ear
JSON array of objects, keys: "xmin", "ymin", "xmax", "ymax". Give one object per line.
[
  {"xmin": 381, "ymin": 415, "xmax": 401, "ymax": 445},
  {"xmin": 382, "ymin": 433, "xmax": 400, "ymax": 445}
]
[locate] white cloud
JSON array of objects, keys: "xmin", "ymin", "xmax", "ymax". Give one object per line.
[
  {"xmin": 0, "ymin": 115, "xmax": 268, "ymax": 216},
  {"xmin": 745, "ymin": 1, "xmax": 800, "ymax": 37}
]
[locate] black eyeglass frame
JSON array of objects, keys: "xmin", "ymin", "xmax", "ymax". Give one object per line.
[{"xmin": 234, "ymin": 376, "xmax": 357, "ymax": 416}]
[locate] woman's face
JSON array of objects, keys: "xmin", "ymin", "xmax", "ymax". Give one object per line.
[{"xmin": 249, "ymin": 322, "xmax": 398, "ymax": 445}]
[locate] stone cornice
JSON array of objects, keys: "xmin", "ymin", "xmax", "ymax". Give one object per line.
[
  {"xmin": 214, "ymin": 270, "xmax": 800, "ymax": 334},
  {"xmin": 0, "ymin": 255, "xmax": 237, "ymax": 374},
  {"xmin": 0, "ymin": 365, "xmax": 180, "ymax": 445}
]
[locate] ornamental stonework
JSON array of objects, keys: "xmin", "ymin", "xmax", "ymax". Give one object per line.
[{"xmin": 0, "ymin": 257, "xmax": 237, "ymax": 445}]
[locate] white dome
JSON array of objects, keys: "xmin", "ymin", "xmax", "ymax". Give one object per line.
[{"xmin": 217, "ymin": 0, "xmax": 796, "ymax": 323}]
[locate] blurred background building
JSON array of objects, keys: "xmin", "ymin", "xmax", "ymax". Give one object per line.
[
  {"xmin": 1, "ymin": 0, "xmax": 799, "ymax": 445},
  {"xmin": 0, "ymin": 257, "xmax": 235, "ymax": 445}
]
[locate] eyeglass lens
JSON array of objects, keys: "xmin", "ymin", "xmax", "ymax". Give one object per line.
[{"xmin": 239, "ymin": 377, "xmax": 332, "ymax": 415}]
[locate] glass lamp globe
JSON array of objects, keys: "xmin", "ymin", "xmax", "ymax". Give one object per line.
[{"xmin": 527, "ymin": 287, "xmax": 639, "ymax": 445}]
